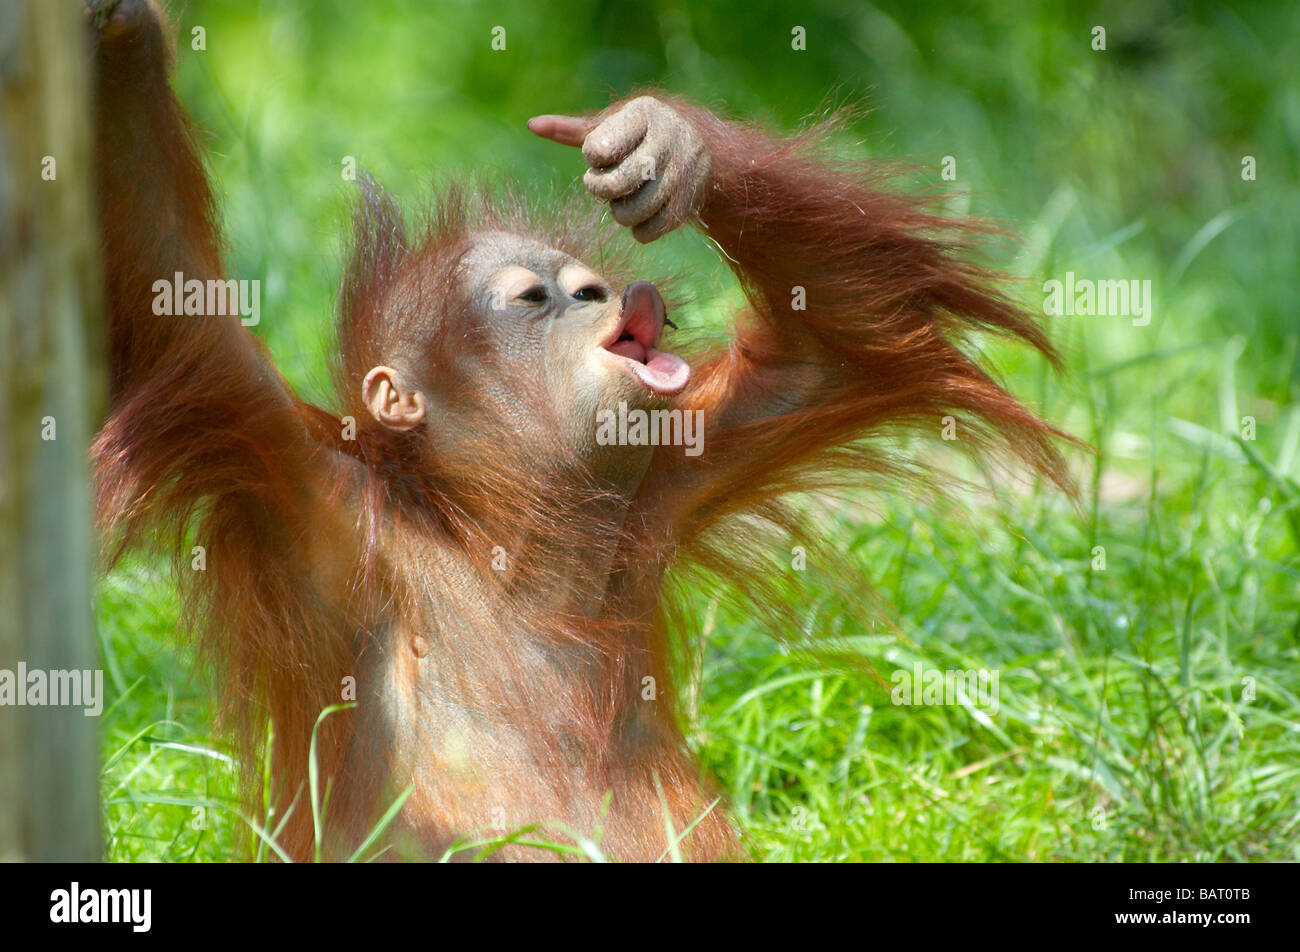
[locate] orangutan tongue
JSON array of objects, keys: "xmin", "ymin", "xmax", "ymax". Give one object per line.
[
  {"xmin": 606, "ymin": 338, "xmax": 647, "ymax": 363},
  {"xmin": 633, "ymin": 348, "xmax": 690, "ymax": 395}
]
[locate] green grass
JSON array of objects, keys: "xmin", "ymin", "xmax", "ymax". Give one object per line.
[
  {"xmin": 99, "ymin": 430, "xmax": 1300, "ymax": 861},
  {"xmin": 96, "ymin": 0, "xmax": 1299, "ymax": 861}
]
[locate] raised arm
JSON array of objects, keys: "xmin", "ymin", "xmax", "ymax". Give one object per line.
[
  {"xmin": 87, "ymin": 0, "xmax": 361, "ymax": 853},
  {"xmin": 531, "ymin": 94, "xmax": 1072, "ymax": 544},
  {"xmin": 88, "ymin": 0, "xmax": 321, "ymax": 496},
  {"xmin": 89, "ymin": 0, "xmax": 313, "ymax": 537}
]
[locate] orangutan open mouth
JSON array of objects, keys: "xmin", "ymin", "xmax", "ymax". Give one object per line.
[{"xmin": 601, "ymin": 281, "xmax": 690, "ymax": 395}]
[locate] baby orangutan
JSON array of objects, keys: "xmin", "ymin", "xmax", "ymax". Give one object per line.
[{"xmin": 89, "ymin": 0, "xmax": 1068, "ymax": 860}]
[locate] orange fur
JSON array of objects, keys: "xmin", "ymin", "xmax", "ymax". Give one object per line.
[{"xmin": 90, "ymin": 5, "xmax": 1070, "ymax": 861}]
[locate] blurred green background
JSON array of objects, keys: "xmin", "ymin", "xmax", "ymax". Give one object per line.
[{"xmin": 98, "ymin": 0, "xmax": 1300, "ymax": 861}]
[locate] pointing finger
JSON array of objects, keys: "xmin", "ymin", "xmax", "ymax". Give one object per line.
[{"xmin": 526, "ymin": 114, "xmax": 593, "ymax": 148}]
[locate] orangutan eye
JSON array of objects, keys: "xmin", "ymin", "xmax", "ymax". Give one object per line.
[
  {"xmin": 518, "ymin": 286, "xmax": 548, "ymax": 304},
  {"xmin": 572, "ymin": 285, "xmax": 607, "ymax": 302}
]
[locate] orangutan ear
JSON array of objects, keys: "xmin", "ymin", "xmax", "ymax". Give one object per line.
[{"xmin": 362, "ymin": 366, "xmax": 426, "ymax": 431}]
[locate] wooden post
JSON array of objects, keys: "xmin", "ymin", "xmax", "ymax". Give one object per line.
[{"xmin": 0, "ymin": 0, "xmax": 106, "ymax": 862}]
